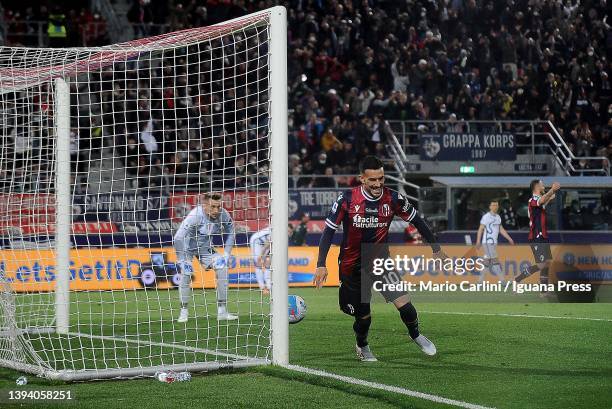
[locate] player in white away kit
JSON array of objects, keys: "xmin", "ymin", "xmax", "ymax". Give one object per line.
[
  {"xmin": 173, "ymin": 192, "xmax": 237, "ymax": 323},
  {"xmin": 476, "ymin": 201, "xmax": 514, "ymax": 281},
  {"xmin": 249, "ymin": 227, "xmax": 271, "ymax": 294}
]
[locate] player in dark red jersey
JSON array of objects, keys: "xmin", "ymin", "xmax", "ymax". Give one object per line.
[
  {"xmin": 514, "ymin": 179, "xmax": 561, "ymax": 286},
  {"xmin": 313, "ymin": 156, "xmax": 446, "ymax": 362}
]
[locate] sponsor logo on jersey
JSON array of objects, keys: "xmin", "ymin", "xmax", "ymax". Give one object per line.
[{"xmin": 352, "ymin": 214, "xmax": 388, "ymax": 228}]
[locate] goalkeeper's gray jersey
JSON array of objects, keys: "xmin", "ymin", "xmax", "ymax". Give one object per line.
[{"xmin": 173, "ymin": 206, "xmax": 235, "ymax": 257}]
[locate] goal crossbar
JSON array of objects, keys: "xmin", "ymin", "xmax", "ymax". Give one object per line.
[{"xmin": 0, "ymin": 6, "xmax": 288, "ymax": 381}]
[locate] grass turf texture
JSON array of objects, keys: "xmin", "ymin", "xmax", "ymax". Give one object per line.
[{"xmin": 1, "ymin": 287, "xmax": 611, "ymax": 409}]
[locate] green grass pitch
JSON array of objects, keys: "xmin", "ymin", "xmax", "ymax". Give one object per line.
[{"xmin": 1, "ymin": 287, "xmax": 611, "ymax": 409}]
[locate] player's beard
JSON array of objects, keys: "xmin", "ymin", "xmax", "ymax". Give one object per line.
[{"xmin": 369, "ymin": 186, "xmax": 382, "ymax": 196}]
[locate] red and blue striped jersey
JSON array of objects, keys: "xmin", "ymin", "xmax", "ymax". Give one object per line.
[
  {"xmin": 528, "ymin": 195, "xmax": 548, "ymax": 240},
  {"xmin": 325, "ymin": 186, "xmax": 417, "ymax": 277}
]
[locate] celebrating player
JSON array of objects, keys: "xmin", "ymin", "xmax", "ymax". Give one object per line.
[
  {"xmin": 173, "ymin": 192, "xmax": 237, "ymax": 323},
  {"xmin": 250, "ymin": 227, "xmax": 271, "ymax": 294},
  {"xmin": 514, "ymin": 180, "xmax": 561, "ymax": 287},
  {"xmin": 313, "ymin": 156, "xmax": 446, "ymax": 362},
  {"xmin": 476, "ymin": 200, "xmax": 515, "ymax": 281}
]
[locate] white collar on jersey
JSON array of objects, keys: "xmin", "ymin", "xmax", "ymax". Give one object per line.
[{"xmin": 361, "ymin": 186, "xmax": 383, "ymax": 201}]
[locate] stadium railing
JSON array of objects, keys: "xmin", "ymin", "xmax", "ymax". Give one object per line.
[{"xmin": 388, "ymin": 120, "xmax": 610, "ymax": 176}]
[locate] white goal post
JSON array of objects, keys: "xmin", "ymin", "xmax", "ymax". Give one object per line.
[{"xmin": 0, "ymin": 6, "xmax": 288, "ymax": 380}]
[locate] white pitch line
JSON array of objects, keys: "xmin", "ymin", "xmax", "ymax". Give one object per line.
[
  {"xmin": 284, "ymin": 364, "xmax": 496, "ymax": 409},
  {"xmin": 67, "ymin": 331, "xmax": 255, "ymax": 361},
  {"xmin": 421, "ymin": 311, "xmax": 612, "ymax": 322}
]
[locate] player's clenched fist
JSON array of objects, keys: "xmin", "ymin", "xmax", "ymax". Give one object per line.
[
  {"xmin": 551, "ymin": 182, "xmax": 561, "ymax": 191},
  {"xmin": 313, "ymin": 266, "xmax": 328, "ymax": 289}
]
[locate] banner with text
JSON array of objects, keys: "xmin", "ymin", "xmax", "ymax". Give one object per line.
[
  {"xmin": 288, "ymin": 189, "xmax": 344, "ymax": 220},
  {"xmin": 1, "ymin": 246, "xmax": 340, "ymax": 293},
  {"xmin": 0, "ymin": 191, "xmax": 270, "ymax": 235},
  {"xmin": 420, "ymin": 133, "xmax": 516, "ymax": 161}
]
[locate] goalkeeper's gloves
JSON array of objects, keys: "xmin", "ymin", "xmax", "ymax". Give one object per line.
[{"xmin": 222, "ymin": 254, "xmax": 231, "ymax": 269}]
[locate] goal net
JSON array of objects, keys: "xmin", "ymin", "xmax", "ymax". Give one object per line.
[{"xmin": 0, "ymin": 7, "xmax": 288, "ymax": 380}]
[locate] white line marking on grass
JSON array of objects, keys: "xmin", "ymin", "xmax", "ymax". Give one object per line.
[
  {"xmin": 284, "ymin": 364, "xmax": 496, "ymax": 409},
  {"xmin": 67, "ymin": 331, "xmax": 255, "ymax": 361},
  {"xmin": 421, "ymin": 311, "xmax": 612, "ymax": 322}
]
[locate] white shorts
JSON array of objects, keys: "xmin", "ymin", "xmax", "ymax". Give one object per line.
[
  {"xmin": 249, "ymin": 242, "xmax": 266, "ymax": 258},
  {"xmin": 249, "ymin": 239, "xmax": 269, "ymax": 266},
  {"xmin": 482, "ymin": 243, "xmax": 498, "ymax": 259}
]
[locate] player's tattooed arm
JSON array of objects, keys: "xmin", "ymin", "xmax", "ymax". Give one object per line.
[
  {"xmin": 411, "ymin": 216, "xmax": 448, "ymax": 259},
  {"xmin": 314, "ymin": 227, "xmax": 335, "ymax": 288},
  {"xmin": 538, "ymin": 182, "xmax": 561, "ymax": 206}
]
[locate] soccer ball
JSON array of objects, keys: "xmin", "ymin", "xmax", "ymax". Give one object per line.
[{"xmin": 288, "ymin": 295, "xmax": 307, "ymax": 324}]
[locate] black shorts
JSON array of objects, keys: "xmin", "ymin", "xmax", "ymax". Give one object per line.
[
  {"xmin": 529, "ymin": 240, "xmax": 552, "ymax": 263},
  {"xmin": 338, "ymin": 270, "xmax": 407, "ymax": 317}
]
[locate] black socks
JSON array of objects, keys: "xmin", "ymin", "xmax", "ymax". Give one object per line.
[
  {"xmin": 353, "ymin": 316, "xmax": 371, "ymax": 347},
  {"xmin": 399, "ymin": 303, "xmax": 420, "ymax": 340}
]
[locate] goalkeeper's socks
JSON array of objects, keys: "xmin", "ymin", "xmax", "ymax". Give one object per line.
[
  {"xmin": 353, "ymin": 316, "xmax": 371, "ymax": 348},
  {"xmin": 398, "ymin": 303, "xmax": 419, "ymax": 339}
]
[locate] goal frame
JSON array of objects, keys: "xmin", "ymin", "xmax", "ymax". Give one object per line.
[{"xmin": 0, "ymin": 6, "xmax": 288, "ymax": 381}]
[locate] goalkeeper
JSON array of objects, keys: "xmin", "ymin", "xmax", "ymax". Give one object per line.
[{"xmin": 174, "ymin": 192, "xmax": 238, "ymax": 323}]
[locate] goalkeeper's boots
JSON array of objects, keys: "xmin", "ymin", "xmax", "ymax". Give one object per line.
[
  {"xmin": 177, "ymin": 308, "xmax": 189, "ymax": 323},
  {"xmin": 413, "ymin": 334, "xmax": 437, "ymax": 356},
  {"xmin": 355, "ymin": 344, "xmax": 378, "ymax": 362},
  {"xmin": 217, "ymin": 308, "xmax": 239, "ymax": 321}
]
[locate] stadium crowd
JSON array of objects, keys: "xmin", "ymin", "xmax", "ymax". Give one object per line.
[
  {"xmin": 1, "ymin": 1, "xmax": 610, "ymax": 202},
  {"xmin": 280, "ymin": 0, "xmax": 610, "ymax": 175},
  {"xmin": 121, "ymin": 0, "xmax": 612, "ymax": 180},
  {"xmin": 1, "ymin": 1, "xmax": 109, "ymax": 47}
]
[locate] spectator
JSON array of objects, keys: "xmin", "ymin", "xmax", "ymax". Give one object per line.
[
  {"xmin": 128, "ymin": 0, "xmax": 153, "ymax": 38},
  {"xmin": 288, "ymin": 224, "xmax": 295, "ymax": 246},
  {"xmin": 499, "ymin": 199, "xmax": 518, "ymax": 230},
  {"xmin": 139, "ymin": 119, "xmax": 158, "ymax": 159},
  {"xmin": 2, "ymin": 0, "xmax": 610, "ymax": 200},
  {"xmin": 313, "ymin": 167, "xmax": 336, "ymax": 188},
  {"xmin": 291, "ymin": 213, "xmax": 309, "ymax": 246}
]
